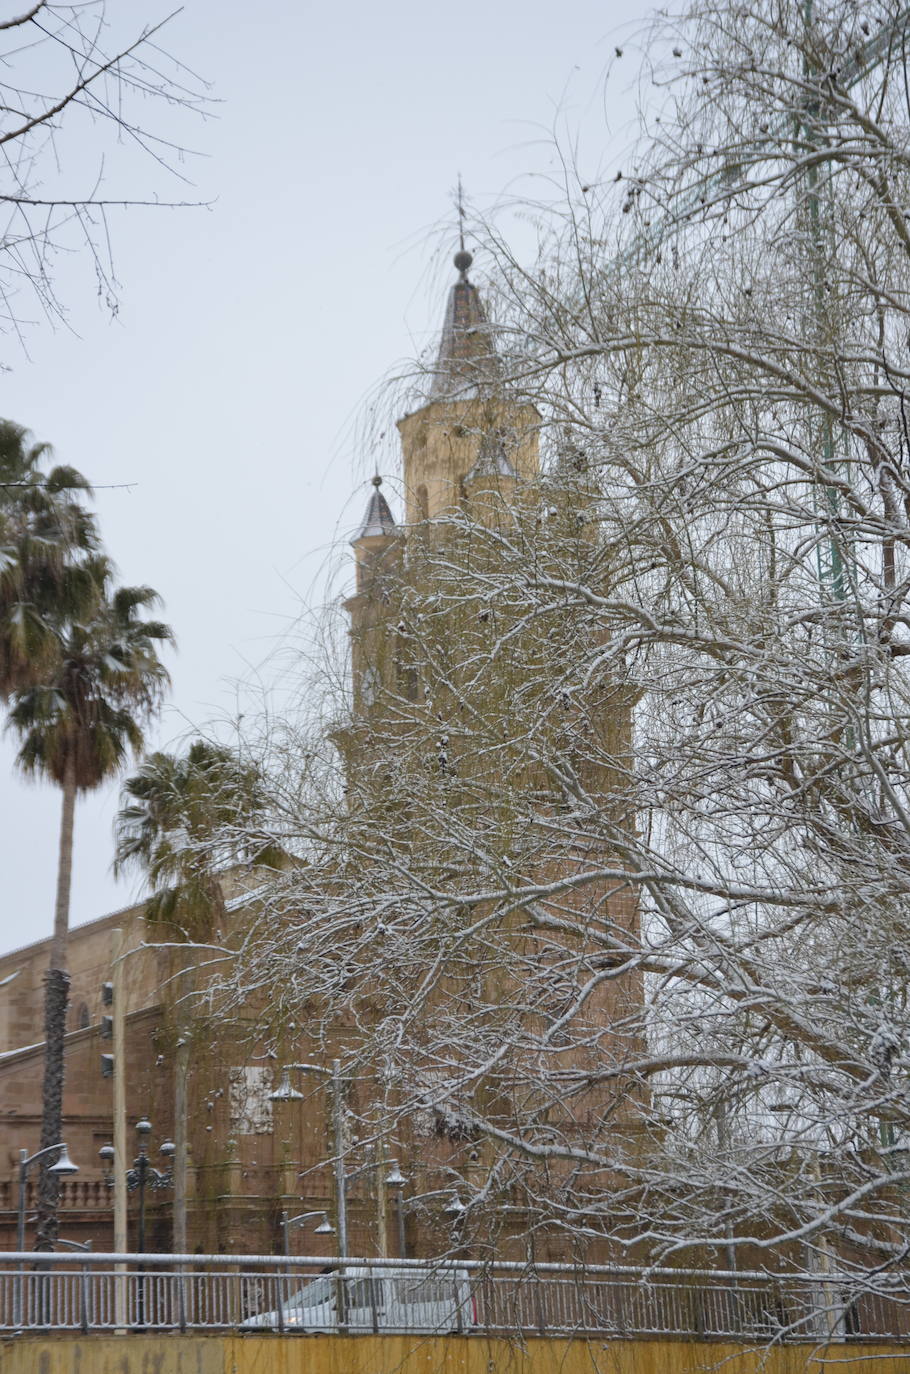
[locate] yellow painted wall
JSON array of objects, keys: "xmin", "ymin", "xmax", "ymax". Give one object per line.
[{"xmin": 0, "ymin": 1336, "xmax": 907, "ymax": 1374}]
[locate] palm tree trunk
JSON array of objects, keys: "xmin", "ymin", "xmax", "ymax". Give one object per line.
[{"xmin": 35, "ymin": 758, "xmax": 76, "ymax": 1252}]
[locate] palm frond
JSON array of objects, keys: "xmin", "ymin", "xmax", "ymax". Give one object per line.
[
  {"xmin": 114, "ymin": 737, "xmax": 280, "ymax": 938},
  {"xmin": 7, "ymin": 572, "xmax": 172, "ymax": 790}
]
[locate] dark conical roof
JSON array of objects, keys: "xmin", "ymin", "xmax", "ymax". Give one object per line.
[
  {"xmin": 429, "ymin": 251, "xmax": 501, "ymax": 401},
  {"xmin": 353, "ymin": 475, "xmax": 397, "ymax": 542}
]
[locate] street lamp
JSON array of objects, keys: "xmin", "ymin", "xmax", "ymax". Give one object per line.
[
  {"xmin": 14, "ymin": 1142, "xmax": 78, "ymax": 1328},
  {"xmin": 58, "ymin": 1238, "xmax": 93, "ymax": 1332},
  {"xmin": 270, "ymin": 1060, "xmax": 348, "ymax": 1257},
  {"xmin": 101, "ymin": 1120, "xmax": 175, "ymax": 1253},
  {"xmin": 281, "ymin": 1209, "xmax": 335, "ymax": 1259},
  {"xmin": 270, "ymin": 1062, "xmax": 416, "ymax": 1261},
  {"xmin": 100, "ymin": 1119, "xmax": 173, "ymax": 1327},
  {"xmin": 17, "ymin": 1143, "xmax": 79, "ymax": 1251},
  {"xmin": 270, "ymin": 1069, "xmax": 304, "ymax": 1103},
  {"xmin": 384, "ymin": 1160, "xmax": 408, "ymax": 1258}
]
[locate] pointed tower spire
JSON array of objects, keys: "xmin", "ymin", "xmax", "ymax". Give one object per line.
[
  {"xmin": 350, "ymin": 474, "xmax": 399, "ymax": 596},
  {"xmin": 397, "ymin": 201, "xmax": 540, "ymax": 526},
  {"xmin": 429, "ymin": 247, "xmax": 501, "ymax": 401},
  {"xmin": 353, "ymin": 473, "xmax": 397, "ymax": 542},
  {"xmin": 343, "ymin": 475, "xmax": 402, "ymax": 718}
]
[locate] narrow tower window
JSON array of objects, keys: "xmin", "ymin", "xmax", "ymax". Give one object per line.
[{"xmin": 416, "ymin": 485, "xmax": 429, "ymax": 522}]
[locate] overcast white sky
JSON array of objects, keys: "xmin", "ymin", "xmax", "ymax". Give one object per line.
[{"xmin": 0, "ymin": 0, "xmax": 659, "ymax": 954}]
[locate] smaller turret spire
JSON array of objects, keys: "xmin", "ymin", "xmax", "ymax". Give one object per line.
[{"xmin": 353, "ymin": 474, "xmax": 397, "ymax": 543}]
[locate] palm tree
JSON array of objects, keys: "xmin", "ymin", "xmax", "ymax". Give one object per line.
[
  {"xmin": 114, "ymin": 738, "xmax": 283, "ymax": 939},
  {"xmin": 8, "ymin": 559, "xmax": 173, "ymax": 1249},
  {"xmin": 114, "ymin": 738, "xmax": 281, "ymax": 1252},
  {"xmin": 0, "ymin": 419, "xmax": 98, "ymax": 697}
]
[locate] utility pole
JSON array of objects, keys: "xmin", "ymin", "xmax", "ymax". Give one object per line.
[
  {"xmin": 374, "ymin": 1136, "xmax": 388, "ymax": 1258},
  {"xmin": 173, "ymin": 1036, "xmax": 189, "ymax": 1253},
  {"xmin": 110, "ymin": 927, "xmax": 128, "ymax": 1329},
  {"xmin": 331, "ymin": 1060, "xmax": 348, "ymax": 1259}
]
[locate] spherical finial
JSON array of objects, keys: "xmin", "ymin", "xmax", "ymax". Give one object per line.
[
  {"xmin": 454, "ymin": 249, "xmax": 473, "ymax": 274},
  {"xmin": 371, "ymin": 473, "xmax": 382, "ymax": 487}
]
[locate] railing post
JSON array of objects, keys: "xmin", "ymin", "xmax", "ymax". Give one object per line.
[
  {"xmin": 370, "ymin": 1271, "xmax": 379, "ymax": 1334},
  {"xmin": 14, "ymin": 1153, "xmax": 26, "ymax": 1328},
  {"xmin": 533, "ymin": 1268, "xmax": 545, "ymax": 1335},
  {"xmin": 79, "ymin": 1260, "xmax": 89, "ymax": 1334},
  {"xmin": 275, "ymin": 1264, "xmax": 285, "ymax": 1335},
  {"xmin": 336, "ymin": 1260, "xmax": 347, "ymax": 1332},
  {"xmin": 454, "ymin": 1271, "xmax": 464, "ymax": 1335},
  {"xmin": 177, "ymin": 1263, "xmax": 187, "ymax": 1333}
]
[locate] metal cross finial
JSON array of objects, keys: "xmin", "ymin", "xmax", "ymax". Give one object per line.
[
  {"xmin": 456, "ymin": 173, "xmax": 466, "ymax": 253},
  {"xmin": 453, "ymin": 175, "xmax": 473, "ymax": 276}
]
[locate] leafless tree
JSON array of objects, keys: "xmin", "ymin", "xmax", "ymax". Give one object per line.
[
  {"xmin": 0, "ymin": 1, "xmax": 208, "ymax": 350},
  {"xmin": 213, "ymin": 0, "xmax": 910, "ymax": 1324}
]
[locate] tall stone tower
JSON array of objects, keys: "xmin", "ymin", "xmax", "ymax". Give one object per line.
[{"xmin": 340, "ymin": 250, "xmax": 646, "ymax": 1264}]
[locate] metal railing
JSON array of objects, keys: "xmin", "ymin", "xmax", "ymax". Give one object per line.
[{"xmin": 0, "ymin": 1253, "xmax": 907, "ymax": 1341}]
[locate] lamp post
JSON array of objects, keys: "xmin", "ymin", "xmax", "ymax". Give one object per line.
[
  {"xmin": 100, "ymin": 1119, "xmax": 173, "ymax": 1327},
  {"xmin": 17, "ymin": 1143, "xmax": 79, "ymax": 1252},
  {"xmin": 129, "ymin": 1119, "xmax": 175, "ymax": 1254},
  {"xmin": 384, "ymin": 1161, "xmax": 408, "ymax": 1259},
  {"xmin": 270, "ymin": 1060, "xmax": 348, "ymax": 1258},
  {"xmin": 271, "ymin": 1062, "xmax": 412, "ymax": 1260},
  {"xmin": 58, "ymin": 1238, "xmax": 92, "ymax": 1333},
  {"xmin": 275, "ymin": 1210, "xmax": 335, "ymax": 1333},
  {"xmin": 281, "ymin": 1209, "xmax": 334, "ymax": 1259},
  {"xmin": 100, "ymin": 1121, "xmax": 175, "ymax": 1248},
  {"xmin": 14, "ymin": 1142, "xmax": 78, "ymax": 1327}
]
